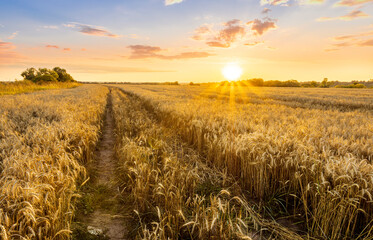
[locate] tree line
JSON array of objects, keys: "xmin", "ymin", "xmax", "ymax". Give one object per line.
[
  {"xmin": 21, "ymin": 67, "xmax": 75, "ymax": 83},
  {"xmin": 218, "ymin": 78, "xmax": 372, "ymax": 88}
]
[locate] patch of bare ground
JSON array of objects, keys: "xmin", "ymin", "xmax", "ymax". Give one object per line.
[{"xmin": 73, "ymin": 89, "xmax": 129, "ymax": 240}]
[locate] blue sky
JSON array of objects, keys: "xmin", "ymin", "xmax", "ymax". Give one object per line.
[{"xmin": 1, "ymin": 0, "xmax": 373, "ymax": 82}]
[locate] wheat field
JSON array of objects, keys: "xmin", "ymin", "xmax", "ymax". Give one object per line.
[{"xmin": 0, "ymin": 84, "xmax": 372, "ymax": 239}]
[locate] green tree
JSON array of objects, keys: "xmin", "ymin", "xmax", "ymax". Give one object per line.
[
  {"xmin": 320, "ymin": 78, "xmax": 330, "ymax": 88},
  {"xmin": 53, "ymin": 67, "xmax": 74, "ymax": 82},
  {"xmin": 21, "ymin": 68, "xmax": 37, "ymax": 81}
]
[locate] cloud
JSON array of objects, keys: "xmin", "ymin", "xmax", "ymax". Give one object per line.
[
  {"xmin": 317, "ymin": 10, "xmax": 369, "ymax": 21},
  {"xmin": 46, "ymin": 45, "xmax": 59, "ymax": 49},
  {"xmin": 244, "ymin": 41, "xmax": 265, "ymax": 46},
  {"xmin": 192, "ymin": 18, "xmax": 278, "ymax": 48},
  {"xmin": 46, "ymin": 45, "xmax": 72, "ymax": 51},
  {"xmin": 165, "ymin": 0, "xmax": 184, "ymax": 5},
  {"xmin": 358, "ymin": 39, "xmax": 373, "ymax": 46},
  {"xmin": 8, "ymin": 31, "xmax": 18, "ymax": 40},
  {"xmin": 193, "ymin": 20, "xmax": 247, "ymax": 48},
  {"xmin": 64, "ymin": 22, "xmax": 120, "ymax": 38},
  {"xmin": 261, "ymin": 0, "xmax": 324, "ymax": 5},
  {"xmin": 0, "ymin": 41, "xmax": 15, "ymax": 50},
  {"xmin": 43, "ymin": 25, "xmax": 59, "ymax": 29},
  {"xmin": 334, "ymin": 30, "xmax": 373, "ymax": 40},
  {"xmin": 191, "ymin": 25, "xmax": 212, "ymax": 40},
  {"xmin": 0, "ymin": 41, "xmax": 23, "ymax": 65},
  {"xmin": 69, "ymin": 65, "xmax": 175, "ymax": 73},
  {"xmin": 327, "ymin": 30, "xmax": 373, "ymax": 50},
  {"xmin": 262, "ymin": 8, "xmax": 271, "ymax": 14},
  {"xmin": 299, "ymin": 0, "xmax": 324, "ymax": 4},
  {"xmin": 260, "ymin": 0, "xmax": 290, "ymax": 6},
  {"xmin": 127, "ymin": 45, "xmax": 212, "ymax": 60},
  {"xmin": 247, "ymin": 18, "xmax": 277, "ymax": 35},
  {"xmin": 334, "ymin": 0, "xmax": 373, "ymax": 6},
  {"xmin": 211, "ymin": 19, "xmax": 246, "ymax": 47}
]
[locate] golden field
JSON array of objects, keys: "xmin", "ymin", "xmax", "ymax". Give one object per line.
[{"xmin": 0, "ymin": 83, "xmax": 372, "ymax": 239}]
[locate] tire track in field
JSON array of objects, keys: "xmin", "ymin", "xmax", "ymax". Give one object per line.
[{"xmin": 75, "ymin": 89, "xmax": 128, "ymax": 240}]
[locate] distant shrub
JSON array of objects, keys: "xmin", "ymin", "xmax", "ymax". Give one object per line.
[
  {"xmin": 335, "ymin": 84, "xmax": 366, "ymax": 88},
  {"xmin": 53, "ymin": 67, "xmax": 75, "ymax": 82},
  {"xmin": 21, "ymin": 67, "xmax": 75, "ymax": 83}
]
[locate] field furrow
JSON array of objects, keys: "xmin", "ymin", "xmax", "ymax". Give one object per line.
[{"xmin": 113, "ymin": 84, "xmax": 373, "ymax": 239}]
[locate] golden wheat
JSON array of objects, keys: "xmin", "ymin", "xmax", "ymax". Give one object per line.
[
  {"xmin": 113, "ymin": 84, "xmax": 373, "ymax": 239},
  {"xmin": 0, "ymin": 85, "xmax": 108, "ymax": 239},
  {"xmin": 111, "ymin": 87, "xmax": 304, "ymax": 239}
]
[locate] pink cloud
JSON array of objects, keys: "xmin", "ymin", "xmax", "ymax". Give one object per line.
[
  {"xmin": 0, "ymin": 41, "xmax": 15, "ymax": 50},
  {"xmin": 165, "ymin": 0, "xmax": 184, "ymax": 5},
  {"xmin": 334, "ymin": 0, "xmax": 373, "ymax": 6},
  {"xmin": 193, "ymin": 19, "xmax": 247, "ymax": 48},
  {"xmin": 46, "ymin": 45, "xmax": 59, "ymax": 49},
  {"xmin": 317, "ymin": 10, "xmax": 369, "ymax": 21},
  {"xmin": 64, "ymin": 22, "xmax": 120, "ymax": 38},
  {"xmin": 0, "ymin": 41, "xmax": 23, "ymax": 65},
  {"xmin": 247, "ymin": 18, "xmax": 277, "ymax": 35},
  {"xmin": 260, "ymin": 0, "xmax": 290, "ymax": 6},
  {"xmin": 127, "ymin": 45, "xmax": 212, "ymax": 60},
  {"xmin": 262, "ymin": 8, "xmax": 271, "ymax": 14}
]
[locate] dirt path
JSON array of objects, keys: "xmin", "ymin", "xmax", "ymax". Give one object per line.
[{"xmin": 75, "ymin": 89, "xmax": 128, "ymax": 239}]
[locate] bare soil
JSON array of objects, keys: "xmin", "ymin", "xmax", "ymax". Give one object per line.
[{"xmin": 74, "ymin": 90, "xmax": 128, "ymax": 239}]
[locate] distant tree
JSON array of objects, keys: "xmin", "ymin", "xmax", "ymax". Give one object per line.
[
  {"xmin": 248, "ymin": 78, "xmax": 264, "ymax": 86},
  {"xmin": 320, "ymin": 78, "xmax": 330, "ymax": 88},
  {"xmin": 282, "ymin": 80, "xmax": 300, "ymax": 87},
  {"xmin": 310, "ymin": 81, "xmax": 319, "ymax": 87},
  {"xmin": 53, "ymin": 67, "xmax": 75, "ymax": 82},
  {"xmin": 33, "ymin": 74, "xmax": 58, "ymax": 82},
  {"xmin": 21, "ymin": 68, "xmax": 38, "ymax": 81},
  {"xmin": 20, "ymin": 67, "xmax": 75, "ymax": 83}
]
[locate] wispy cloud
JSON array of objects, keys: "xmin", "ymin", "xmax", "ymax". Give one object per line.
[
  {"xmin": 334, "ymin": 0, "xmax": 373, "ymax": 6},
  {"xmin": 245, "ymin": 41, "xmax": 265, "ymax": 46},
  {"xmin": 359, "ymin": 39, "xmax": 373, "ymax": 46},
  {"xmin": 46, "ymin": 44, "xmax": 59, "ymax": 49},
  {"xmin": 0, "ymin": 41, "xmax": 16, "ymax": 50},
  {"xmin": 326, "ymin": 30, "xmax": 373, "ymax": 51},
  {"xmin": 192, "ymin": 18, "xmax": 277, "ymax": 48},
  {"xmin": 45, "ymin": 44, "xmax": 72, "ymax": 52},
  {"xmin": 69, "ymin": 64, "xmax": 175, "ymax": 73},
  {"xmin": 247, "ymin": 18, "xmax": 277, "ymax": 35},
  {"xmin": 165, "ymin": 0, "xmax": 184, "ymax": 5},
  {"xmin": 7, "ymin": 31, "xmax": 18, "ymax": 40},
  {"xmin": 43, "ymin": 25, "xmax": 59, "ymax": 29},
  {"xmin": 0, "ymin": 40, "xmax": 23, "ymax": 65},
  {"xmin": 193, "ymin": 20, "xmax": 247, "ymax": 48},
  {"xmin": 261, "ymin": 0, "xmax": 324, "ymax": 5},
  {"xmin": 260, "ymin": 0, "xmax": 290, "ymax": 6},
  {"xmin": 262, "ymin": 8, "xmax": 271, "ymax": 14},
  {"xmin": 64, "ymin": 22, "xmax": 120, "ymax": 38},
  {"xmin": 317, "ymin": 10, "xmax": 369, "ymax": 21},
  {"xmin": 207, "ymin": 19, "xmax": 246, "ymax": 48},
  {"xmin": 299, "ymin": 0, "xmax": 324, "ymax": 4},
  {"xmin": 127, "ymin": 45, "xmax": 212, "ymax": 60}
]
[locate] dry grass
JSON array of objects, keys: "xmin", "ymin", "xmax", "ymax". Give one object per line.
[
  {"xmin": 113, "ymin": 84, "xmax": 373, "ymax": 239},
  {"xmin": 0, "ymin": 80, "xmax": 81, "ymax": 96},
  {"xmin": 111, "ymin": 88, "xmax": 303, "ymax": 239},
  {"xmin": 0, "ymin": 85, "xmax": 108, "ymax": 239}
]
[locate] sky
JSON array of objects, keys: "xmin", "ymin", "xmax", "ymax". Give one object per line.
[{"xmin": 0, "ymin": 0, "xmax": 372, "ymax": 83}]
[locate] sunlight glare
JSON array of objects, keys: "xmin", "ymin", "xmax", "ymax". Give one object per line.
[{"xmin": 222, "ymin": 63, "xmax": 243, "ymax": 81}]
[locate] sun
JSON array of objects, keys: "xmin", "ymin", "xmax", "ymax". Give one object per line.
[{"xmin": 222, "ymin": 63, "xmax": 243, "ymax": 81}]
